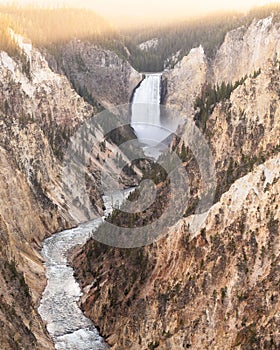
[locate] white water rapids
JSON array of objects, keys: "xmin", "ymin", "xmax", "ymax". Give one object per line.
[
  {"xmin": 38, "ymin": 219, "xmax": 107, "ymax": 350},
  {"xmin": 38, "ymin": 190, "xmax": 132, "ymax": 350}
]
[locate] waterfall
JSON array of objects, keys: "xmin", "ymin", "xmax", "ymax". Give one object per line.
[
  {"xmin": 131, "ymin": 74, "xmax": 162, "ymax": 149},
  {"xmin": 132, "ymin": 73, "xmax": 161, "ymax": 105},
  {"xmin": 131, "ymin": 73, "xmax": 178, "ymax": 158}
]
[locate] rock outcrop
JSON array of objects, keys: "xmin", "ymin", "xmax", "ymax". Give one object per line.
[
  {"xmin": 0, "ymin": 148, "xmax": 54, "ymax": 350},
  {"xmin": 46, "ymin": 40, "xmax": 142, "ymax": 109},
  {"xmin": 182, "ymin": 59, "xmax": 280, "ymax": 211},
  {"xmin": 163, "ymin": 16, "xmax": 280, "ymax": 114},
  {"xmin": 213, "ymin": 16, "xmax": 280, "ymax": 84},
  {"xmin": 162, "ymin": 46, "xmax": 208, "ymax": 114}
]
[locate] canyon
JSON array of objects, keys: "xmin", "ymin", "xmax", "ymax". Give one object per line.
[
  {"xmin": 0, "ymin": 9, "xmax": 279, "ymax": 350},
  {"xmin": 72, "ymin": 16, "xmax": 280, "ymax": 350}
]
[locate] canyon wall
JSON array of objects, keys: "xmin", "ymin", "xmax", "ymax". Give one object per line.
[
  {"xmin": 72, "ymin": 40, "xmax": 280, "ymax": 349},
  {"xmin": 0, "ymin": 38, "xmax": 140, "ymax": 349},
  {"xmin": 73, "ymin": 157, "xmax": 279, "ymax": 350},
  {"xmin": 46, "ymin": 40, "xmax": 142, "ymax": 109},
  {"xmin": 163, "ymin": 16, "xmax": 280, "ymax": 114}
]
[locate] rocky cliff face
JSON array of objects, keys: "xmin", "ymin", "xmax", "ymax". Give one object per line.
[
  {"xmin": 71, "ymin": 50, "xmax": 280, "ymax": 349},
  {"xmin": 213, "ymin": 16, "xmax": 280, "ymax": 84},
  {"xmin": 1, "ymin": 14, "xmax": 279, "ymax": 350},
  {"xmin": 162, "ymin": 46, "xmax": 208, "ymax": 114},
  {"xmin": 0, "ymin": 47, "xmax": 100, "ymax": 224},
  {"xmin": 0, "ymin": 37, "xmax": 140, "ymax": 349},
  {"xmin": 0, "ymin": 148, "xmax": 54, "ymax": 350},
  {"xmin": 46, "ymin": 40, "xmax": 142, "ymax": 109},
  {"xmin": 183, "ymin": 59, "xmax": 280, "ymax": 211},
  {"xmin": 73, "ymin": 157, "xmax": 279, "ymax": 350},
  {"xmin": 0, "ymin": 46, "xmax": 81, "ymax": 349},
  {"xmin": 163, "ymin": 16, "xmax": 280, "ymax": 114}
]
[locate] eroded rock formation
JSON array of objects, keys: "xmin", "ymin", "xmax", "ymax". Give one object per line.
[{"xmin": 163, "ymin": 16, "xmax": 280, "ymax": 114}]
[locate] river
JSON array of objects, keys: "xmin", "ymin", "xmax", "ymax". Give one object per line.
[
  {"xmin": 38, "ymin": 73, "xmax": 179, "ymax": 349},
  {"xmin": 38, "ymin": 189, "xmax": 132, "ymax": 350}
]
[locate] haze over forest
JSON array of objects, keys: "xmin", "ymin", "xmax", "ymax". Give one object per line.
[{"xmin": 0, "ymin": 0, "xmax": 279, "ymax": 27}]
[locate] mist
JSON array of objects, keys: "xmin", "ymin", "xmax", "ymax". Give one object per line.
[{"xmin": 1, "ymin": 0, "xmax": 279, "ymax": 27}]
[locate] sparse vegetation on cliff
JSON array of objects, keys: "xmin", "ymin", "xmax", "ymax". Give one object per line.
[
  {"xmin": 193, "ymin": 72, "xmax": 264, "ymax": 131},
  {"xmin": 0, "ymin": 3, "xmax": 279, "ymax": 350},
  {"xmin": 71, "ymin": 49, "xmax": 280, "ymax": 350}
]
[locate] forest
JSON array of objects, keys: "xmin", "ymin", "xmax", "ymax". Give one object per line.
[
  {"xmin": 0, "ymin": 5, "xmax": 126, "ymax": 59},
  {"xmin": 193, "ymin": 75, "xmax": 248, "ymax": 131},
  {"xmin": 123, "ymin": 3, "xmax": 280, "ymax": 72},
  {"xmin": 0, "ymin": 4, "xmax": 279, "ymax": 72},
  {"xmin": 0, "ymin": 13, "xmax": 21, "ymax": 57},
  {"xmin": 0, "ymin": 5, "xmax": 115, "ymax": 44}
]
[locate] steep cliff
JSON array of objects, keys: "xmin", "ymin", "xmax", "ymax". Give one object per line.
[
  {"xmin": 163, "ymin": 16, "xmax": 280, "ymax": 114},
  {"xmin": 162, "ymin": 46, "xmax": 208, "ymax": 114},
  {"xmin": 72, "ymin": 51, "xmax": 280, "ymax": 349},
  {"xmin": 213, "ymin": 16, "xmax": 280, "ymax": 84},
  {"xmin": 0, "ymin": 148, "xmax": 54, "ymax": 350},
  {"xmin": 73, "ymin": 157, "xmax": 279, "ymax": 350},
  {"xmin": 46, "ymin": 40, "xmax": 142, "ymax": 109},
  {"xmin": 182, "ymin": 59, "xmax": 280, "ymax": 212},
  {"xmin": 0, "ymin": 45, "xmax": 81, "ymax": 349},
  {"xmin": 1, "ymin": 11, "xmax": 279, "ymax": 350}
]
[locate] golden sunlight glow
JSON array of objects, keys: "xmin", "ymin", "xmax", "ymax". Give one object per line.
[
  {"xmin": 86, "ymin": 0, "xmax": 279, "ymax": 17},
  {"xmin": 1, "ymin": 0, "xmax": 280, "ymax": 27}
]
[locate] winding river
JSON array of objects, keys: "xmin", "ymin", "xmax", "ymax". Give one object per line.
[
  {"xmin": 38, "ymin": 73, "xmax": 179, "ymax": 349},
  {"xmin": 38, "ymin": 190, "xmax": 132, "ymax": 350},
  {"xmin": 38, "ymin": 218, "xmax": 108, "ymax": 350}
]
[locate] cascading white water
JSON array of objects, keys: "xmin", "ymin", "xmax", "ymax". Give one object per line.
[
  {"xmin": 131, "ymin": 74, "xmax": 162, "ymax": 149},
  {"xmin": 131, "ymin": 73, "xmax": 179, "ymax": 158}
]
